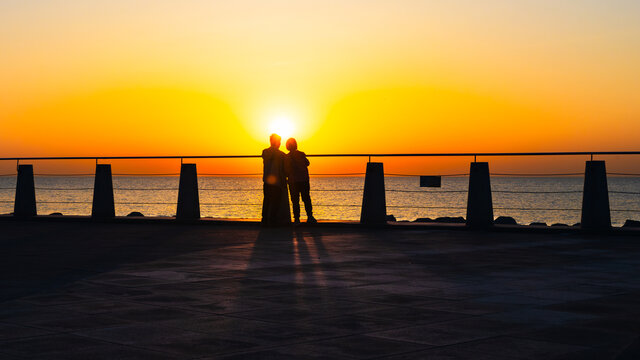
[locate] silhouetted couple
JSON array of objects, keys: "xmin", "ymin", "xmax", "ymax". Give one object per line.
[{"xmin": 262, "ymin": 133, "xmax": 317, "ymax": 226}]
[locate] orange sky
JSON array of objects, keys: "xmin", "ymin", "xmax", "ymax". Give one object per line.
[{"xmin": 1, "ymin": 1, "xmax": 639, "ymax": 174}]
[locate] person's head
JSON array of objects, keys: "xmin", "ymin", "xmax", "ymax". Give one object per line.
[
  {"xmin": 285, "ymin": 138, "xmax": 297, "ymax": 152},
  {"xmin": 269, "ymin": 133, "xmax": 281, "ymax": 148}
]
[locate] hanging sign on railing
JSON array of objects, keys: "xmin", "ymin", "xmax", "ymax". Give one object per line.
[{"xmin": 420, "ymin": 176, "xmax": 441, "ymax": 187}]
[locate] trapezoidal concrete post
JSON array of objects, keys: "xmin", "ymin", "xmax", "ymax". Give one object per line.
[
  {"xmin": 14, "ymin": 164, "xmax": 37, "ymax": 217},
  {"xmin": 176, "ymin": 163, "xmax": 200, "ymax": 220},
  {"xmin": 581, "ymin": 160, "xmax": 611, "ymax": 231},
  {"xmin": 360, "ymin": 162, "xmax": 387, "ymax": 225},
  {"xmin": 466, "ymin": 162, "xmax": 493, "ymax": 229},
  {"xmin": 92, "ymin": 164, "xmax": 115, "ymax": 218}
]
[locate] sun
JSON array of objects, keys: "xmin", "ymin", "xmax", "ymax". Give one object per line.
[{"xmin": 268, "ymin": 115, "xmax": 295, "ymax": 140}]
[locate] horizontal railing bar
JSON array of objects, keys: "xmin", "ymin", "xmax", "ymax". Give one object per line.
[
  {"xmin": 493, "ymin": 190, "xmax": 583, "ymax": 194},
  {"xmin": 26, "ymin": 173, "xmax": 366, "ymax": 177},
  {"xmin": 386, "ymin": 173, "xmax": 470, "ymax": 177},
  {"xmin": 2, "ymin": 172, "xmax": 638, "ymax": 177},
  {"xmin": 15, "ymin": 172, "xmax": 636, "ymax": 177},
  {"xmin": 491, "ymin": 173, "xmax": 583, "ymax": 176},
  {"xmin": 2, "ymin": 151, "xmax": 640, "ymax": 161},
  {"xmin": 200, "ymin": 173, "xmax": 261, "ymax": 176},
  {"xmin": 387, "ymin": 190, "xmax": 468, "ymax": 193}
]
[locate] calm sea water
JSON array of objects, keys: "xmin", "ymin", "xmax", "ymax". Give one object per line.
[{"xmin": 1, "ymin": 176, "xmax": 639, "ymax": 226}]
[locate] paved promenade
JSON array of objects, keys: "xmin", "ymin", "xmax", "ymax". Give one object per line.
[{"xmin": 1, "ymin": 220, "xmax": 640, "ymax": 359}]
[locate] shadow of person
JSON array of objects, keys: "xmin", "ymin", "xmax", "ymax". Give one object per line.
[
  {"xmin": 246, "ymin": 227, "xmax": 295, "ymax": 275},
  {"xmin": 243, "ymin": 227, "xmax": 352, "ymax": 306},
  {"xmin": 237, "ymin": 228, "xmax": 338, "ymax": 314},
  {"xmin": 228, "ymin": 227, "xmax": 398, "ymax": 349}
]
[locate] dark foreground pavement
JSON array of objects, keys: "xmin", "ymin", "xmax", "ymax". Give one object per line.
[{"xmin": 1, "ymin": 221, "xmax": 640, "ymax": 359}]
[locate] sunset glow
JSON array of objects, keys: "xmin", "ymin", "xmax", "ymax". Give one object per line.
[
  {"xmin": 1, "ymin": 1, "xmax": 639, "ymax": 173},
  {"xmin": 268, "ymin": 115, "xmax": 295, "ymax": 142}
]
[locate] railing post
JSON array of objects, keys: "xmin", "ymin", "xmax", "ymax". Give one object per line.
[
  {"xmin": 360, "ymin": 162, "xmax": 386, "ymax": 225},
  {"xmin": 581, "ymin": 160, "xmax": 611, "ymax": 231},
  {"xmin": 177, "ymin": 163, "xmax": 200, "ymax": 219},
  {"xmin": 92, "ymin": 164, "xmax": 115, "ymax": 218},
  {"xmin": 466, "ymin": 162, "xmax": 493, "ymax": 229},
  {"xmin": 14, "ymin": 164, "xmax": 37, "ymax": 217}
]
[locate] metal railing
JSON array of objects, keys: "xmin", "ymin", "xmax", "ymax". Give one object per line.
[
  {"xmin": 1, "ymin": 150, "xmax": 640, "ymax": 161},
  {"xmin": 1, "ymin": 152, "xmax": 639, "ymax": 229}
]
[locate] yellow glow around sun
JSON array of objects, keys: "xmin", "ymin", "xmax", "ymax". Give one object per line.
[{"xmin": 268, "ymin": 115, "xmax": 295, "ymax": 140}]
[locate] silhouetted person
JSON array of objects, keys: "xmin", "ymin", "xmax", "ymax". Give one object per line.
[
  {"xmin": 262, "ymin": 134, "xmax": 291, "ymax": 226},
  {"xmin": 284, "ymin": 138, "xmax": 316, "ymax": 224}
]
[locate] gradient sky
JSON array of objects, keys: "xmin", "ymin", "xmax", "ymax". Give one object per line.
[{"xmin": 1, "ymin": 0, "xmax": 639, "ymax": 172}]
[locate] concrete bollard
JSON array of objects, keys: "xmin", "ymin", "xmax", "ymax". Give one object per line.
[
  {"xmin": 360, "ymin": 162, "xmax": 387, "ymax": 225},
  {"xmin": 92, "ymin": 164, "xmax": 115, "ymax": 218},
  {"xmin": 177, "ymin": 163, "xmax": 200, "ymax": 219},
  {"xmin": 581, "ymin": 160, "xmax": 611, "ymax": 231},
  {"xmin": 14, "ymin": 164, "xmax": 37, "ymax": 217},
  {"xmin": 466, "ymin": 162, "xmax": 493, "ymax": 229}
]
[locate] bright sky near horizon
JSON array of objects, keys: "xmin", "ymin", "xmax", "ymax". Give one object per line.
[{"xmin": 1, "ymin": 0, "xmax": 639, "ymax": 172}]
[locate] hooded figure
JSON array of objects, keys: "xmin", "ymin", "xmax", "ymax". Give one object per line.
[{"xmin": 261, "ymin": 134, "xmax": 291, "ymax": 226}]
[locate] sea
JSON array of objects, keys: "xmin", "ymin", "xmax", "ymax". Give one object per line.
[{"xmin": 1, "ymin": 176, "xmax": 639, "ymax": 226}]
